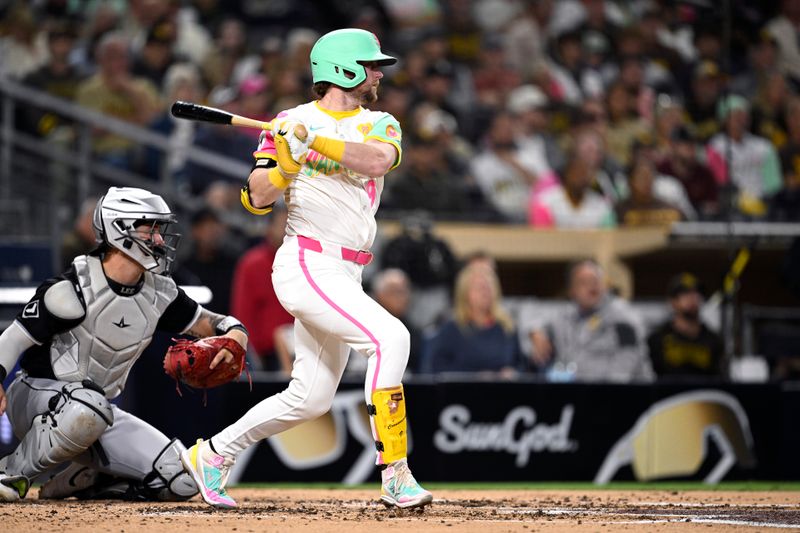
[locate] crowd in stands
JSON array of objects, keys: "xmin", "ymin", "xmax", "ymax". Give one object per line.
[
  {"xmin": 3, "ymin": 0, "xmax": 800, "ymax": 381},
  {"xmin": 4, "ymin": 0, "xmax": 800, "ymax": 224}
]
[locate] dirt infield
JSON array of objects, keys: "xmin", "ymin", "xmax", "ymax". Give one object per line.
[{"xmin": 3, "ymin": 488, "xmax": 799, "ymax": 532}]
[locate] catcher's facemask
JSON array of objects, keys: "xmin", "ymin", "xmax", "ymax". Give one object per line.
[{"xmin": 113, "ymin": 217, "xmax": 181, "ymax": 275}]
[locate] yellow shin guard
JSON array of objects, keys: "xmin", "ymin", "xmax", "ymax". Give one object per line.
[{"xmin": 370, "ymin": 385, "xmax": 407, "ymax": 463}]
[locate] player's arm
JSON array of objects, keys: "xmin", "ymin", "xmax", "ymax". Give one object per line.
[
  {"xmin": 0, "ymin": 322, "xmax": 38, "ymax": 415},
  {"xmin": 183, "ymin": 307, "xmax": 249, "ymax": 369},
  {"xmin": 337, "ymin": 140, "xmax": 398, "ymax": 177},
  {"xmin": 308, "ymin": 114, "xmax": 402, "ymax": 178}
]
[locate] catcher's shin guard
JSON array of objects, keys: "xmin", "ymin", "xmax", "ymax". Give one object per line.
[{"xmin": 369, "ymin": 385, "xmax": 407, "ymax": 464}]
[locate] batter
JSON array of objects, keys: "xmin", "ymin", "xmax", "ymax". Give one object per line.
[{"xmin": 182, "ymin": 28, "xmax": 432, "ymax": 510}]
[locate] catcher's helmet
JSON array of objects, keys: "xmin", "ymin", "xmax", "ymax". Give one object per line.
[
  {"xmin": 310, "ymin": 28, "xmax": 396, "ymax": 89},
  {"xmin": 92, "ymin": 187, "xmax": 181, "ymax": 275}
]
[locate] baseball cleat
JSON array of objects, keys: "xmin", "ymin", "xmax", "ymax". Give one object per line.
[
  {"xmin": 180, "ymin": 439, "xmax": 237, "ymax": 509},
  {"xmin": 379, "ymin": 459, "xmax": 433, "ymax": 509},
  {"xmin": 39, "ymin": 463, "xmax": 97, "ymax": 499},
  {"xmin": 0, "ymin": 473, "xmax": 30, "ymax": 502}
]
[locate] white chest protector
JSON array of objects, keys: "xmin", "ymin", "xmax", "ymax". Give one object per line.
[{"xmin": 50, "ymin": 255, "xmax": 178, "ymax": 398}]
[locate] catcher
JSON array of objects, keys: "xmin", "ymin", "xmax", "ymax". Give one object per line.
[{"xmin": 0, "ymin": 187, "xmax": 248, "ymax": 502}]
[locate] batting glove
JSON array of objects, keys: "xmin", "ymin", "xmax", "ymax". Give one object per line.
[{"xmin": 272, "ymin": 119, "xmax": 312, "ymax": 164}]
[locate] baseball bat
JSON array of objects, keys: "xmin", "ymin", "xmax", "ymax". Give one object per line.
[{"xmin": 170, "ymin": 101, "xmax": 307, "ymax": 140}]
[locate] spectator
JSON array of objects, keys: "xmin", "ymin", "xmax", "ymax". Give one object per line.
[
  {"xmin": 504, "ymin": 0, "xmax": 553, "ymax": 82},
  {"xmin": 131, "ymin": 17, "xmax": 179, "ymax": 88},
  {"xmin": 230, "ymin": 205, "xmax": 293, "ymax": 371},
  {"xmin": 470, "ymin": 111, "xmax": 543, "ymax": 222},
  {"xmin": 383, "ymin": 133, "xmax": 471, "ymax": 217},
  {"xmin": 750, "ymin": 70, "xmax": 792, "ymax": 149},
  {"xmin": 686, "ymin": 60, "xmax": 725, "ymax": 142},
  {"xmin": 201, "ymin": 17, "xmax": 249, "ymax": 89},
  {"xmin": 60, "ymin": 196, "xmax": 99, "ymax": 271},
  {"xmin": 183, "ymin": 86, "xmax": 255, "ymax": 194},
  {"xmin": 422, "ymin": 264, "xmax": 523, "ymax": 377},
  {"xmin": 174, "ymin": 206, "xmax": 239, "ymax": 315},
  {"xmin": 146, "ymin": 62, "xmax": 204, "ymax": 185},
  {"xmin": 766, "ymin": 0, "xmax": 800, "ymax": 87},
  {"xmin": 507, "ymin": 84, "xmax": 564, "ymax": 185},
  {"xmin": 647, "ymin": 273, "xmax": 725, "ymax": 380},
  {"xmin": 731, "ymin": 30, "xmax": 781, "ymax": 100},
  {"xmin": 0, "ymin": 4, "xmax": 48, "ymax": 79},
  {"xmin": 657, "ymin": 125, "xmax": 719, "ymax": 216},
  {"xmin": 530, "ymin": 260, "xmax": 654, "ymax": 382},
  {"xmin": 380, "ymin": 216, "xmax": 459, "ymax": 330},
  {"xmin": 616, "ymin": 150, "xmax": 684, "ymax": 226},
  {"xmin": 773, "ymin": 97, "xmax": 800, "ymax": 220},
  {"xmin": 707, "ymin": 94, "xmax": 782, "ymax": 215},
  {"xmin": 237, "ymin": 73, "xmax": 273, "ymax": 139},
  {"xmin": 372, "ymin": 269, "xmax": 425, "ymax": 374},
  {"xmin": 75, "ymin": 31, "xmax": 161, "ymax": 169},
  {"xmin": 545, "ymin": 29, "xmax": 603, "ymax": 105},
  {"xmin": 652, "ymin": 94, "xmax": 687, "ymax": 166},
  {"xmin": 530, "ymin": 131, "xmax": 617, "ymax": 228},
  {"xmin": 19, "ymin": 19, "xmax": 85, "ymax": 138},
  {"xmin": 605, "ymin": 81, "xmax": 650, "ymax": 166},
  {"xmin": 471, "ymin": 33, "xmax": 522, "ymax": 108}
]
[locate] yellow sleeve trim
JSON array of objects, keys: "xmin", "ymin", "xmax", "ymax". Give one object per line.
[
  {"xmin": 310, "ymin": 136, "xmax": 346, "ymax": 163},
  {"xmin": 253, "ymin": 152, "xmax": 277, "ymax": 160},
  {"xmin": 365, "ymin": 136, "xmax": 403, "ymax": 171}
]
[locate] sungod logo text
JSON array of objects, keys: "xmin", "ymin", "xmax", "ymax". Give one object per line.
[{"xmin": 433, "ymin": 405, "xmax": 578, "ymax": 467}]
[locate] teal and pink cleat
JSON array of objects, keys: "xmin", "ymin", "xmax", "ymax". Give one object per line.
[
  {"xmin": 380, "ymin": 458, "xmax": 433, "ymax": 509},
  {"xmin": 180, "ymin": 439, "xmax": 237, "ymax": 509}
]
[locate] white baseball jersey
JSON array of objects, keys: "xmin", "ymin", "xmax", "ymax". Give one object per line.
[{"xmin": 254, "ymin": 101, "xmax": 403, "ymax": 251}]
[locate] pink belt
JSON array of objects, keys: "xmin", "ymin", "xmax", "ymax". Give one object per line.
[{"xmin": 297, "ymin": 236, "xmax": 373, "ymax": 266}]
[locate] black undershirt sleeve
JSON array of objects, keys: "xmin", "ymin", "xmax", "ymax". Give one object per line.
[{"xmin": 156, "ymin": 286, "xmax": 199, "ymax": 334}]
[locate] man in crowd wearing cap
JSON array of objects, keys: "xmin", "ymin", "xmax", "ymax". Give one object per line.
[
  {"xmin": 19, "ymin": 19, "xmax": 85, "ymax": 138},
  {"xmin": 647, "ymin": 273, "xmax": 725, "ymax": 380},
  {"xmin": 656, "ymin": 125, "xmax": 719, "ymax": 216},
  {"xmin": 686, "ymin": 60, "xmax": 725, "ymax": 142},
  {"xmin": 508, "ymin": 84, "xmax": 564, "ymax": 186},
  {"xmin": 707, "ymin": 94, "xmax": 782, "ymax": 216}
]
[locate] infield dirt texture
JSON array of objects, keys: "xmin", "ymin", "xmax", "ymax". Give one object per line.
[{"xmin": 3, "ymin": 488, "xmax": 799, "ymax": 531}]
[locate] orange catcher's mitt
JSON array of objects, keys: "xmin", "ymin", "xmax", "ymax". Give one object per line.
[{"xmin": 164, "ymin": 336, "xmax": 247, "ymax": 391}]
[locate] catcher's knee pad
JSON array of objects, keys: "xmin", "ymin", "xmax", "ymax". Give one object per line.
[
  {"xmin": 142, "ymin": 439, "xmax": 198, "ymax": 500},
  {"xmin": 53, "ymin": 381, "xmax": 114, "ymax": 447},
  {"xmin": 3, "ymin": 381, "xmax": 113, "ymax": 479},
  {"xmin": 369, "ymin": 385, "xmax": 407, "ymax": 464}
]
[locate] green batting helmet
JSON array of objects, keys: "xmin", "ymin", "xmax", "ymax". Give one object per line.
[{"xmin": 310, "ymin": 29, "xmax": 397, "ymax": 89}]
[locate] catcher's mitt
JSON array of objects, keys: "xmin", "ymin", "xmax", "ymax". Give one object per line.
[{"xmin": 164, "ymin": 336, "xmax": 248, "ymax": 394}]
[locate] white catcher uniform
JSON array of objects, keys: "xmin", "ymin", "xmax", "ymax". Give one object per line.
[{"xmin": 211, "ymin": 101, "xmax": 408, "ymax": 463}]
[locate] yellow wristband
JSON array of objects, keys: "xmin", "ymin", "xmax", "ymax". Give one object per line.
[
  {"xmin": 240, "ymin": 186, "xmax": 273, "ymax": 215},
  {"xmin": 268, "ymin": 166, "xmax": 292, "ymax": 190},
  {"xmin": 310, "ymin": 135, "xmax": 345, "ymax": 163}
]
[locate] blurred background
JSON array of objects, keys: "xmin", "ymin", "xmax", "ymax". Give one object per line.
[{"xmin": 1, "ymin": 0, "xmax": 799, "ymax": 484}]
